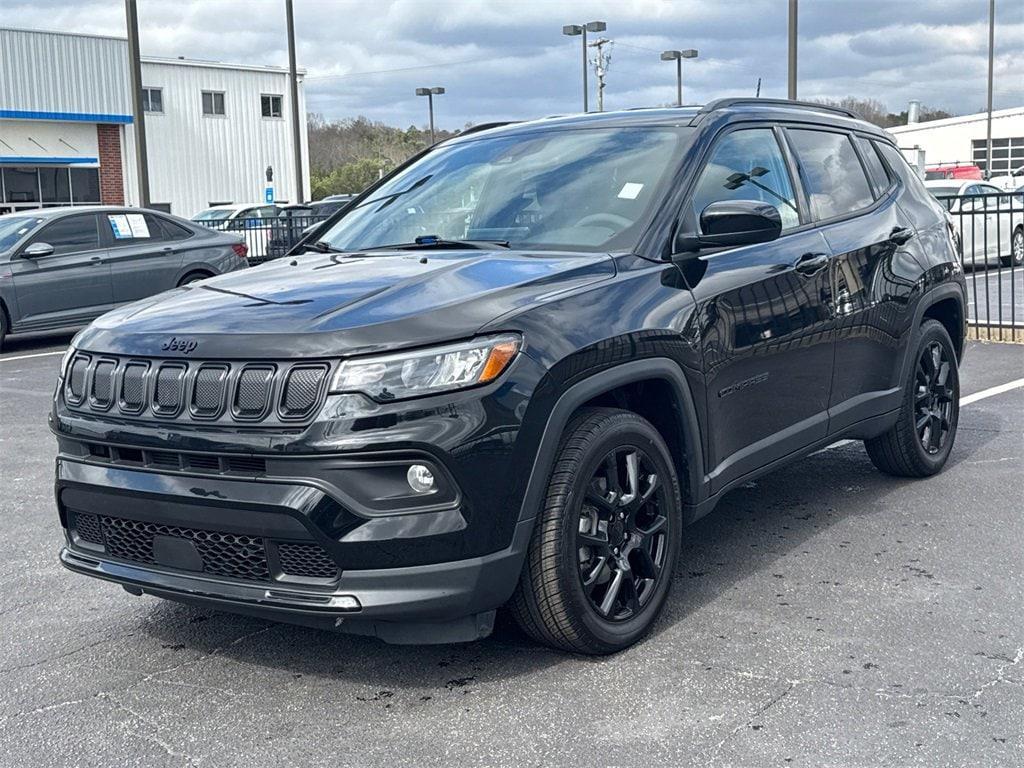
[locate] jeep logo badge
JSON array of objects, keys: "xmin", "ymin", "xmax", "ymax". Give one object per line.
[{"xmin": 161, "ymin": 337, "xmax": 198, "ymax": 354}]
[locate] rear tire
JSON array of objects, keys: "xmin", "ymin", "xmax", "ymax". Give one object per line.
[
  {"xmin": 864, "ymin": 319, "xmax": 959, "ymax": 477},
  {"xmin": 177, "ymin": 271, "xmax": 212, "ymax": 287},
  {"xmin": 0, "ymin": 309, "xmax": 6, "ymax": 352},
  {"xmin": 509, "ymin": 407, "xmax": 682, "ymax": 654}
]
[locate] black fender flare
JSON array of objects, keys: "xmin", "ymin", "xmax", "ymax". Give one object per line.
[
  {"xmin": 515, "ymin": 358, "xmax": 706, "ymax": 526},
  {"xmin": 897, "ymin": 281, "xmax": 967, "ymax": 385}
]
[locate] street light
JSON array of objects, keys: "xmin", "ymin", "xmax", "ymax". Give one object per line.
[
  {"xmin": 415, "ymin": 86, "xmax": 445, "ymax": 144},
  {"xmin": 563, "ymin": 20, "xmax": 606, "ymax": 113},
  {"xmin": 660, "ymin": 49, "xmax": 698, "ymax": 107}
]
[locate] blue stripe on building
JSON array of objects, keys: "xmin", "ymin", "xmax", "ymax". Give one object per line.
[
  {"xmin": 0, "ymin": 156, "xmax": 100, "ymax": 165},
  {"xmin": 0, "ymin": 109, "xmax": 133, "ymax": 124}
]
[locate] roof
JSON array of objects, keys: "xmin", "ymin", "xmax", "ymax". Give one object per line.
[
  {"xmin": 449, "ymin": 99, "xmax": 886, "ymax": 144},
  {"xmin": 9, "ymin": 205, "xmax": 154, "ymax": 219}
]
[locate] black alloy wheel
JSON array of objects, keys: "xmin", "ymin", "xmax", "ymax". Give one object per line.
[
  {"xmin": 914, "ymin": 341, "xmax": 955, "ymax": 455},
  {"xmin": 577, "ymin": 447, "xmax": 670, "ymax": 621}
]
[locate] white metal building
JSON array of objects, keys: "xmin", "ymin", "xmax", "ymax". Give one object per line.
[
  {"xmin": 0, "ymin": 27, "xmax": 309, "ymax": 217},
  {"xmin": 888, "ymin": 107, "xmax": 1024, "ymax": 177}
]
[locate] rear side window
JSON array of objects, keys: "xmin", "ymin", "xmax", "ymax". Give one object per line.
[
  {"xmin": 31, "ymin": 214, "xmax": 101, "ymax": 255},
  {"xmin": 874, "ymin": 141, "xmax": 931, "ymax": 197},
  {"xmin": 854, "ymin": 136, "xmax": 891, "ymax": 196},
  {"xmin": 690, "ymin": 128, "xmax": 800, "ymax": 231},
  {"xmin": 104, "ymin": 212, "xmax": 168, "ymax": 246},
  {"xmin": 787, "ymin": 129, "xmax": 874, "ymax": 221},
  {"xmin": 155, "ymin": 216, "xmax": 193, "ymax": 241}
]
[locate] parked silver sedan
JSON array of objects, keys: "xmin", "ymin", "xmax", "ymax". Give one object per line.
[
  {"xmin": 0, "ymin": 206, "xmax": 249, "ymax": 349},
  {"xmin": 926, "ymin": 180, "xmax": 1024, "ymax": 268}
]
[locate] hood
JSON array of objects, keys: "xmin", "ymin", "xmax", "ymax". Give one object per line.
[{"xmin": 76, "ymin": 249, "xmax": 615, "ymax": 358}]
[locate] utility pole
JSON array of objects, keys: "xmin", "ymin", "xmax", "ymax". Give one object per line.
[
  {"xmin": 562, "ymin": 21, "xmax": 606, "ymax": 113},
  {"xmin": 985, "ymin": 0, "xmax": 995, "ymax": 179},
  {"xmin": 588, "ymin": 37, "xmax": 611, "ymax": 112},
  {"xmin": 787, "ymin": 0, "xmax": 798, "ymax": 100},
  {"xmin": 285, "ymin": 0, "xmax": 304, "ymax": 203},
  {"xmin": 125, "ymin": 0, "xmax": 149, "ymax": 206}
]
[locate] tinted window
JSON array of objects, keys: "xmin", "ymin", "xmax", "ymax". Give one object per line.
[
  {"xmin": 32, "ymin": 215, "xmax": 101, "ymax": 255},
  {"xmin": 4, "ymin": 167, "xmax": 39, "ymax": 203},
  {"xmin": 788, "ymin": 130, "xmax": 874, "ymax": 220},
  {"xmin": 854, "ymin": 136, "xmax": 891, "ymax": 196},
  {"xmin": 104, "ymin": 212, "xmax": 168, "ymax": 246},
  {"xmin": 40, "ymin": 168, "xmax": 72, "ymax": 204},
  {"xmin": 155, "ymin": 216, "xmax": 193, "ymax": 240},
  {"xmin": 691, "ymin": 128, "xmax": 800, "ymax": 231},
  {"xmin": 70, "ymin": 168, "xmax": 100, "ymax": 203},
  {"xmin": 874, "ymin": 141, "xmax": 931, "ymax": 197}
]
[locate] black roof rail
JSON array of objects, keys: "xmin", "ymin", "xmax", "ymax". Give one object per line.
[{"xmin": 694, "ymin": 98, "xmax": 862, "ymax": 121}]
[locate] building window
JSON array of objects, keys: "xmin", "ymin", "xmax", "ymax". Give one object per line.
[
  {"xmin": 201, "ymin": 90, "xmax": 226, "ymax": 116},
  {"xmin": 142, "ymin": 87, "xmax": 163, "ymax": 113},
  {"xmin": 971, "ymin": 137, "xmax": 1024, "ymax": 176},
  {"xmin": 261, "ymin": 94, "xmax": 283, "ymax": 118},
  {"xmin": 0, "ymin": 167, "xmax": 100, "ymax": 211}
]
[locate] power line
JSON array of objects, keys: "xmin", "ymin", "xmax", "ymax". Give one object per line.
[{"xmin": 305, "ymin": 55, "xmax": 496, "ymax": 81}]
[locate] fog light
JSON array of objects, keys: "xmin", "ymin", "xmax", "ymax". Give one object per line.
[{"xmin": 407, "ymin": 464, "xmax": 436, "ymax": 494}]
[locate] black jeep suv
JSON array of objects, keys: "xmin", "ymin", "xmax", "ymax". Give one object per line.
[{"xmin": 53, "ymin": 99, "xmax": 966, "ymax": 654}]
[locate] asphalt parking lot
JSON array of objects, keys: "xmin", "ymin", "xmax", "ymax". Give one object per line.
[
  {"xmin": 1, "ymin": 336, "xmax": 1022, "ymax": 767},
  {"xmin": 966, "ymin": 268, "xmax": 1023, "ymax": 328}
]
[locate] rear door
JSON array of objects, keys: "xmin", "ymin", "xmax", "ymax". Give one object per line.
[
  {"xmin": 783, "ymin": 128, "xmax": 921, "ymax": 431},
  {"xmin": 100, "ymin": 211, "xmax": 185, "ymax": 305},
  {"xmin": 682, "ymin": 126, "xmax": 836, "ymax": 492},
  {"xmin": 9, "ymin": 212, "xmax": 112, "ymax": 329}
]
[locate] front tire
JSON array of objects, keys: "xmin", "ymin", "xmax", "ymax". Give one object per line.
[
  {"xmin": 1002, "ymin": 227, "xmax": 1024, "ymax": 267},
  {"xmin": 864, "ymin": 319, "xmax": 959, "ymax": 477},
  {"xmin": 509, "ymin": 408, "xmax": 682, "ymax": 654}
]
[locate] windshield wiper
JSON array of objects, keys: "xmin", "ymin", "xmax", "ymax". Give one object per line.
[
  {"xmin": 304, "ymin": 240, "xmax": 347, "ymax": 254},
  {"xmin": 348, "ymin": 175, "xmax": 433, "ymax": 213},
  {"xmin": 388, "ymin": 235, "xmax": 511, "ymax": 251}
]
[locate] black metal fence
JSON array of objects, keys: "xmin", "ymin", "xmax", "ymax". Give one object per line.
[
  {"xmin": 937, "ymin": 191, "xmax": 1024, "ymax": 341},
  {"xmin": 198, "ymin": 214, "xmax": 333, "ymax": 265}
]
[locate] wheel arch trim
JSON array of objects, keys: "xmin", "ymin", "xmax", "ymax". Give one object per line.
[
  {"xmin": 899, "ymin": 282, "xmax": 967, "ymax": 385},
  {"xmin": 516, "ymin": 358, "xmax": 706, "ymax": 526}
]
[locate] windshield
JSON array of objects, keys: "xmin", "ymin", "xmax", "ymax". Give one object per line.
[
  {"xmin": 317, "ymin": 126, "xmax": 692, "ymax": 253},
  {"xmin": 0, "ymin": 215, "xmax": 44, "ymax": 252},
  {"xmin": 193, "ymin": 209, "xmax": 234, "ymax": 221}
]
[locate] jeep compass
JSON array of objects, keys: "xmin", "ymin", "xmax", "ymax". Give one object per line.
[{"xmin": 53, "ymin": 99, "xmax": 967, "ymax": 654}]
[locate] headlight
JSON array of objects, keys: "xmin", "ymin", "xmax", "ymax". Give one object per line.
[{"xmin": 330, "ymin": 334, "xmax": 521, "ymax": 401}]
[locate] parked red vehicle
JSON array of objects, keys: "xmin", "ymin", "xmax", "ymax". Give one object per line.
[{"xmin": 925, "ymin": 164, "xmax": 983, "ymax": 181}]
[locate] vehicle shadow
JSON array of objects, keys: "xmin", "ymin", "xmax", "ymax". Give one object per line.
[{"xmin": 132, "ymin": 408, "xmax": 1003, "ymax": 693}]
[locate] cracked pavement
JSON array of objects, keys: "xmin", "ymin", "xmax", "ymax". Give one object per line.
[{"xmin": 1, "ymin": 336, "xmax": 1022, "ymax": 767}]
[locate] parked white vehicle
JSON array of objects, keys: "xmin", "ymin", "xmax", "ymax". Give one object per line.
[
  {"xmin": 987, "ymin": 166, "xmax": 1024, "ymax": 192},
  {"xmin": 192, "ymin": 203, "xmax": 281, "ymax": 261},
  {"xmin": 926, "ymin": 180, "xmax": 1024, "ymax": 267}
]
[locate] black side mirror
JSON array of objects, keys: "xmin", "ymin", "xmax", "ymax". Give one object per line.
[
  {"xmin": 696, "ymin": 200, "xmax": 782, "ymax": 249},
  {"xmin": 21, "ymin": 242, "xmax": 54, "ymax": 258}
]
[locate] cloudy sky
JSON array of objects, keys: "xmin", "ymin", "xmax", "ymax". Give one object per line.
[{"xmin": 6, "ymin": 0, "xmax": 1023, "ymax": 129}]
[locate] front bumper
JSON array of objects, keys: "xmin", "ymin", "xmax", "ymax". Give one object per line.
[{"xmin": 56, "ymin": 457, "xmax": 532, "ymax": 643}]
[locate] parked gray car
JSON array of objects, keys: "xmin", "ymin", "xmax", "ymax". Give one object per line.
[{"xmin": 0, "ymin": 206, "xmax": 249, "ymax": 349}]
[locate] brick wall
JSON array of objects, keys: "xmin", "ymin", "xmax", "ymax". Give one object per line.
[{"xmin": 96, "ymin": 124, "xmax": 124, "ymax": 205}]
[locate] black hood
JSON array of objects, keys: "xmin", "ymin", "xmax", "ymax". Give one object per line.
[{"xmin": 76, "ymin": 249, "xmax": 615, "ymax": 358}]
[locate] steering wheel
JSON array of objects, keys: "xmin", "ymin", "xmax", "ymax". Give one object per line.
[{"xmin": 574, "ymin": 212, "xmax": 632, "ymax": 230}]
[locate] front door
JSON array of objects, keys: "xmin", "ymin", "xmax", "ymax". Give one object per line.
[
  {"xmin": 9, "ymin": 212, "xmax": 112, "ymax": 330},
  {"xmin": 681, "ymin": 126, "xmax": 835, "ymax": 493}
]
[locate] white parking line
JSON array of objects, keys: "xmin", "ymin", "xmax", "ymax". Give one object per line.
[
  {"xmin": 817, "ymin": 377, "xmax": 1024, "ymax": 454},
  {"xmin": 0, "ymin": 349, "xmax": 67, "ymax": 363}
]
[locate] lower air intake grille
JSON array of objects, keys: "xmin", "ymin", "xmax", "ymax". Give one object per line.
[
  {"xmin": 101, "ymin": 516, "xmax": 271, "ymax": 581},
  {"xmin": 277, "ymin": 542, "xmax": 340, "ymax": 579},
  {"xmin": 74, "ymin": 512, "xmax": 104, "ymax": 545}
]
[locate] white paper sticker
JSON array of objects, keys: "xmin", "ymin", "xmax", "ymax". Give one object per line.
[
  {"xmin": 126, "ymin": 213, "xmax": 151, "ymax": 238},
  {"xmin": 617, "ymin": 182, "xmax": 644, "ymax": 200},
  {"xmin": 107, "ymin": 214, "xmax": 132, "ymax": 239}
]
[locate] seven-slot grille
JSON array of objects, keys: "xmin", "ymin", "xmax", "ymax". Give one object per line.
[
  {"xmin": 63, "ymin": 354, "xmax": 330, "ymax": 425},
  {"xmin": 71, "ymin": 512, "xmax": 340, "ymax": 583}
]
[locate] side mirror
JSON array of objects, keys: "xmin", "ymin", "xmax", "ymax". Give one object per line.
[
  {"xmin": 22, "ymin": 242, "xmax": 54, "ymax": 258},
  {"xmin": 696, "ymin": 200, "xmax": 782, "ymax": 249}
]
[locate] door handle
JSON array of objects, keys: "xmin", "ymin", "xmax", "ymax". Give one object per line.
[
  {"xmin": 794, "ymin": 252, "xmax": 829, "ymax": 275},
  {"xmin": 889, "ymin": 227, "xmax": 915, "ymax": 245},
  {"xmin": 90, "ymin": 255, "xmax": 103, "ymax": 265}
]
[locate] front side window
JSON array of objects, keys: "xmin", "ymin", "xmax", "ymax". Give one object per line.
[
  {"xmin": 690, "ymin": 128, "xmax": 800, "ymax": 231},
  {"xmin": 0, "ymin": 216, "xmax": 44, "ymax": 252},
  {"xmin": 31, "ymin": 215, "xmax": 101, "ymax": 255},
  {"xmin": 142, "ymin": 87, "xmax": 163, "ymax": 113},
  {"xmin": 317, "ymin": 126, "xmax": 692, "ymax": 253},
  {"xmin": 202, "ymin": 91, "xmax": 226, "ymax": 116},
  {"xmin": 261, "ymin": 94, "xmax": 283, "ymax": 118},
  {"xmin": 788, "ymin": 129, "xmax": 874, "ymax": 221}
]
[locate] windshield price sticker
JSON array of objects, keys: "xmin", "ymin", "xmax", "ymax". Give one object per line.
[{"xmin": 618, "ymin": 182, "xmax": 644, "ymax": 200}]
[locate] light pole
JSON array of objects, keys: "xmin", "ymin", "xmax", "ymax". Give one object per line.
[
  {"xmin": 660, "ymin": 49, "xmax": 698, "ymax": 106},
  {"xmin": 562, "ymin": 20, "xmax": 606, "ymax": 113},
  {"xmin": 787, "ymin": 0, "xmax": 798, "ymax": 99},
  {"xmin": 415, "ymin": 87, "xmax": 445, "ymax": 144},
  {"xmin": 125, "ymin": 0, "xmax": 149, "ymax": 206}
]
